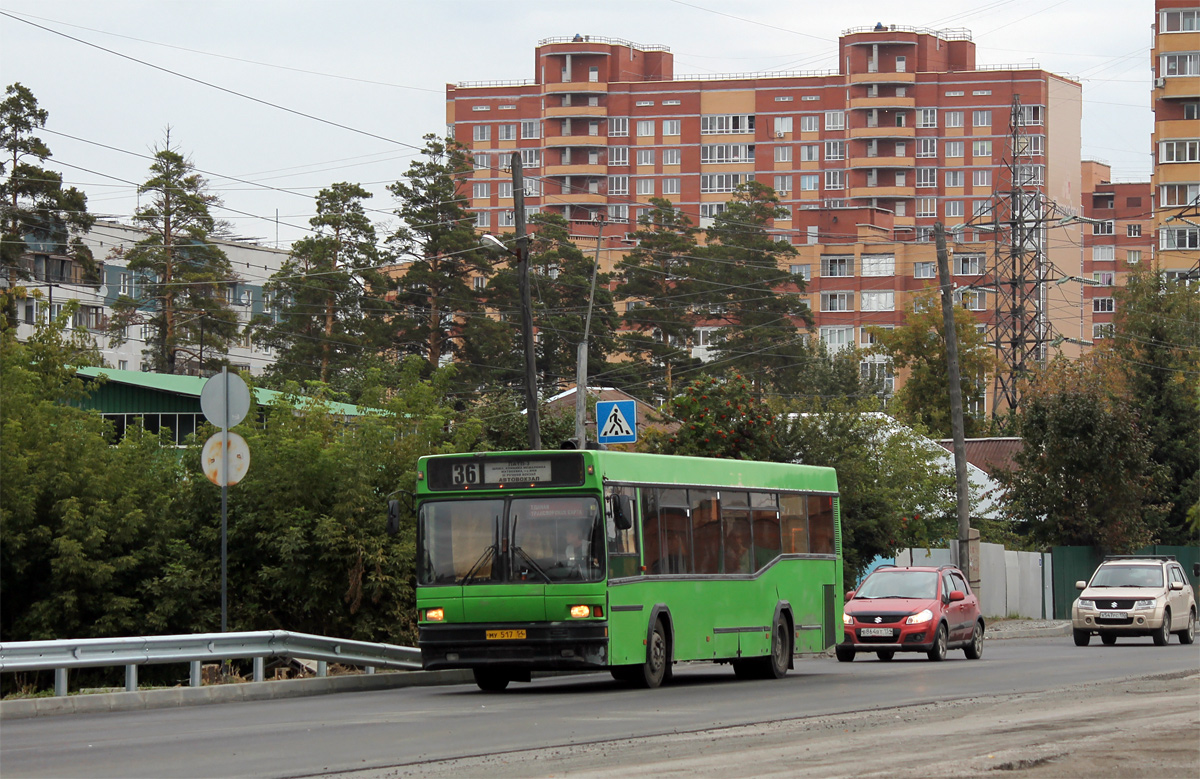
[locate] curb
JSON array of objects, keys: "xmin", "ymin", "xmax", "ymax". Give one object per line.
[
  {"xmin": 0, "ymin": 669, "xmax": 472, "ymax": 721},
  {"xmin": 985, "ymin": 625, "xmax": 1073, "ymax": 640}
]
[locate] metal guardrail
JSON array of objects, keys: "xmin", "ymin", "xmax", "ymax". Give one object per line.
[{"xmin": 0, "ymin": 631, "xmax": 422, "ymax": 697}]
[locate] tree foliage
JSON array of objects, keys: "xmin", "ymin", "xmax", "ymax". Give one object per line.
[
  {"xmin": 108, "ymin": 131, "xmax": 237, "ymax": 374},
  {"xmin": 647, "ymin": 372, "xmax": 783, "ymax": 461}
]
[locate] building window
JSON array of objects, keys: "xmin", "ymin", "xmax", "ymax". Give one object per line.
[
  {"xmin": 662, "ymin": 178, "xmax": 680, "ymax": 195},
  {"xmin": 956, "ymin": 253, "xmax": 985, "ymax": 275},
  {"xmin": 945, "ymin": 141, "xmax": 964, "ymax": 158},
  {"xmin": 1093, "ymin": 323, "xmax": 1115, "ymax": 340},
  {"xmin": 1126, "ymin": 249, "xmax": 1141, "ymax": 264},
  {"xmin": 498, "ymin": 182, "xmax": 513, "ymax": 199},
  {"xmin": 473, "ymin": 153, "xmax": 489, "ymax": 170},
  {"xmin": 821, "ymin": 256, "xmax": 853, "ymax": 277},
  {"xmin": 824, "ymin": 111, "xmax": 844, "ymax": 130},
  {"xmin": 498, "ymin": 124, "xmax": 517, "ymax": 141},
  {"xmin": 609, "ymin": 117, "xmax": 629, "ymax": 137},
  {"xmin": 800, "ymin": 174, "xmax": 819, "ymax": 191},
  {"xmin": 1161, "ymin": 52, "xmax": 1200, "ymax": 77},
  {"xmin": 699, "ymin": 203, "xmax": 726, "ymax": 219},
  {"xmin": 475, "ymin": 211, "xmax": 489, "ymax": 228},
  {"xmin": 774, "ymin": 116, "xmax": 793, "ymax": 135},
  {"xmin": 775, "ymin": 146, "xmax": 792, "ymax": 162},
  {"xmin": 1092, "ymin": 220, "xmax": 1115, "ymax": 235},
  {"xmin": 973, "ymin": 169, "xmax": 992, "ymax": 187},
  {"xmin": 861, "ymin": 254, "xmax": 895, "ymax": 276},
  {"xmin": 521, "ymin": 120, "xmax": 541, "ymax": 139},
  {"xmin": 1159, "ymin": 139, "xmax": 1200, "ymax": 163},
  {"xmin": 498, "ymin": 211, "xmax": 515, "ymax": 227},
  {"xmin": 789, "ymin": 264, "xmax": 811, "ymax": 280},
  {"xmin": 917, "ymin": 138, "xmax": 937, "ymax": 158},
  {"xmin": 118, "ymin": 360, "xmax": 129, "ymax": 370},
  {"xmin": 820, "ymin": 325, "xmax": 855, "ymax": 353},
  {"xmin": 1092, "ymin": 245, "xmax": 1115, "ymax": 261},
  {"xmin": 637, "ymin": 149, "xmax": 655, "ymax": 166},
  {"xmin": 916, "ymin": 197, "xmax": 937, "ymax": 217},
  {"xmin": 860, "ymin": 291, "xmax": 894, "ymax": 311},
  {"xmin": 701, "ymin": 114, "xmax": 755, "ymax": 134},
  {"xmin": 973, "ymin": 110, "xmax": 991, "ymax": 127},
  {"xmin": 1017, "ymin": 105, "xmax": 1045, "ymax": 126},
  {"xmin": 945, "ymin": 170, "xmax": 965, "ymax": 188},
  {"xmin": 521, "ymin": 149, "xmax": 540, "ymax": 168},
  {"xmin": 824, "ymin": 170, "xmax": 844, "ymax": 190},
  {"xmin": 860, "ymin": 324, "xmax": 894, "ymax": 346},
  {"xmin": 774, "ymin": 175, "xmax": 792, "ymax": 194},
  {"xmin": 1093, "ymin": 297, "xmax": 1115, "ymax": 313},
  {"xmin": 914, "ymin": 261, "xmax": 936, "ymax": 279},
  {"xmin": 700, "ymin": 144, "xmax": 754, "ymax": 163},
  {"xmin": 608, "ymin": 204, "xmax": 629, "ymax": 221},
  {"xmin": 637, "ymin": 120, "xmax": 655, "ymax": 137},
  {"xmin": 944, "ymin": 200, "xmax": 964, "ymax": 218},
  {"xmin": 608, "ymin": 175, "xmax": 629, "ymax": 195},
  {"xmin": 1160, "ymin": 183, "xmax": 1200, "ymax": 207},
  {"xmin": 701, "ymin": 173, "xmax": 747, "ymax": 193},
  {"xmin": 944, "ymin": 111, "xmax": 964, "ymax": 128},
  {"xmin": 973, "ymin": 200, "xmax": 992, "ymax": 218},
  {"xmin": 663, "ymin": 119, "xmax": 681, "ymax": 136},
  {"xmin": 1160, "ymin": 226, "xmax": 1200, "ymax": 249},
  {"xmin": 1016, "ymin": 165, "xmax": 1044, "ymax": 185},
  {"xmin": 800, "ymin": 144, "xmax": 819, "ymax": 162},
  {"xmin": 860, "ymin": 358, "xmax": 895, "ymax": 394},
  {"xmin": 800, "ymin": 115, "xmax": 820, "ymax": 132},
  {"xmin": 636, "ymin": 178, "xmax": 655, "ymax": 195},
  {"xmin": 663, "ymin": 148, "xmax": 681, "ymax": 166},
  {"xmin": 917, "ymin": 168, "xmax": 937, "ymax": 188},
  {"xmin": 918, "ymin": 108, "xmax": 937, "ymax": 128},
  {"xmin": 1161, "ymin": 9, "xmax": 1200, "ymax": 31},
  {"xmin": 1093, "ymin": 271, "xmax": 1115, "ymax": 286},
  {"xmin": 824, "ymin": 140, "xmax": 845, "ymax": 160},
  {"xmin": 472, "ymin": 182, "xmax": 490, "ymax": 199},
  {"xmin": 972, "ymin": 140, "xmax": 992, "ymax": 157},
  {"xmin": 956, "ymin": 289, "xmax": 987, "ymax": 310},
  {"xmin": 609, "ymin": 146, "xmax": 629, "ymax": 166}
]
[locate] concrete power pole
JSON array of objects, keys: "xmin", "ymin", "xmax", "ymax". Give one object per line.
[
  {"xmin": 512, "ymin": 153, "xmax": 541, "ymax": 450},
  {"xmin": 574, "ymin": 216, "xmax": 605, "ymax": 447},
  {"xmin": 935, "ymin": 222, "xmax": 973, "ymax": 588}
]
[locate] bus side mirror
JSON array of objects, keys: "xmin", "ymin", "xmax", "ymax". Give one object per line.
[
  {"xmin": 612, "ymin": 495, "xmax": 634, "ymax": 531},
  {"xmin": 386, "ymin": 500, "xmax": 401, "ymax": 537}
]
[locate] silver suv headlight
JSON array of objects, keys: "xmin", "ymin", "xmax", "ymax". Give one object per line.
[
  {"xmin": 1133, "ymin": 599, "xmax": 1157, "ymax": 610},
  {"xmin": 1077, "ymin": 599, "xmax": 1095, "ymax": 609}
]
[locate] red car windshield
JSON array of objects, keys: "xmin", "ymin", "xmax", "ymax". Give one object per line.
[{"xmin": 856, "ymin": 570, "xmax": 939, "ymax": 599}]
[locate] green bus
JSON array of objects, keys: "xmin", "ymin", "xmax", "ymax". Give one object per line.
[{"xmin": 414, "ymin": 450, "xmax": 842, "ymax": 691}]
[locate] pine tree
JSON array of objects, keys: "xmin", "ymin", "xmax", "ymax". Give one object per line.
[
  {"xmin": 109, "ymin": 131, "xmax": 236, "ymax": 374},
  {"xmin": 255, "ymin": 182, "xmax": 386, "ymax": 390},
  {"xmin": 0, "ymin": 83, "xmax": 94, "ymax": 321}
]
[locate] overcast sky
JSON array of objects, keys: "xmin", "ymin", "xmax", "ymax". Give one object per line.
[{"xmin": 1, "ymin": 0, "xmax": 1155, "ymax": 251}]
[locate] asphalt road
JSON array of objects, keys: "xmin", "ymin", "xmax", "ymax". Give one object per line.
[{"xmin": 2, "ymin": 636, "xmax": 1198, "ymax": 779}]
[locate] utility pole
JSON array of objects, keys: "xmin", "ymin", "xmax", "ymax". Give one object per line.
[
  {"xmin": 512, "ymin": 152, "xmax": 541, "ymax": 450},
  {"xmin": 574, "ymin": 215, "xmax": 605, "ymax": 447},
  {"xmin": 935, "ymin": 222, "xmax": 972, "ymax": 587}
]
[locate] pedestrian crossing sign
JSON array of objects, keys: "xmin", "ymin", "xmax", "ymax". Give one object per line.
[{"xmin": 596, "ymin": 400, "xmax": 637, "ymax": 444}]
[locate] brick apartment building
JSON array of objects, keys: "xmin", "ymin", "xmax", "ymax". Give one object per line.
[
  {"xmin": 1151, "ymin": 0, "xmax": 1200, "ymax": 280},
  {"xmin": 447, "ymin": 24, "xmax": 1087, "ymax": 413}
]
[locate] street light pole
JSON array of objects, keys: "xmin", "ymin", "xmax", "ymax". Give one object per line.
[
  {"xmin": 512, "ymin": 152, "xmax": 541, "ymax": 450},
  {"xmin": 574, "ymin": 215, "xmax": 605, "ymax": 447}
]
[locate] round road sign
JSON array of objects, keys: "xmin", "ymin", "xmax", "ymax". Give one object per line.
[
  {"xmin": 200, "ymin": 370, "xmax": 252, "ymax": 429},
  {"xmin": 201, "ymin": 432, "xmax": 251, "ymax": 486}
]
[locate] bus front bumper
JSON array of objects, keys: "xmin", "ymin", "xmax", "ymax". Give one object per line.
[{"xmin": 419, "ymin": 622, "xmax": 609, "ymax": 671}]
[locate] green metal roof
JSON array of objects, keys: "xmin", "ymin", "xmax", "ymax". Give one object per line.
[{"xmin": 73, "ymin": 367, "xmax": 371, "ymax": 417}]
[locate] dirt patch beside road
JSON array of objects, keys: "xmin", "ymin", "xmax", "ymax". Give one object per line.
[{"xmin": 347, "ymin": 672, "xmax": 1198, "ymax": 779}]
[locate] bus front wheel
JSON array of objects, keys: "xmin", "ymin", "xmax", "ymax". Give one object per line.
[
  {"xmin": 473, "ymin": 668, "xmax": 510, "ymax": 692},
  {"xmin": 638, "ymin": 620, "xmax": 669, "ymax": 689}
]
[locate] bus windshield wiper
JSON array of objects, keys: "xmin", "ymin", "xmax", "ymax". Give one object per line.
[
  {"xmin": 460, "ymin": 544, "xmax": 496, "ymax": 585},
  {"xmin": 512, "ymin": 545, "xmax": 551, "ymax": 583}
]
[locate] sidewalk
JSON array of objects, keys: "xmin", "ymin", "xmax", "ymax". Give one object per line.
[{"xmin": 985, "ymin": 618, "xmax": 1072, "ymax": 640}]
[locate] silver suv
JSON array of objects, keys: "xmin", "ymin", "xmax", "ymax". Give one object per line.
[{"xmin": 1072, "ymin": 556, "xmax": 1197, "ymax": 647}]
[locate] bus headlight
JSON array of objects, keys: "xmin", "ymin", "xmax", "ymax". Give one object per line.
[
  {"xmin": 425, "ymin": 607, "xmax": 444, "ymax": 622},
  {"xmin": 570, "ymin": 605, "xmax": 591, "ymax": 619}
]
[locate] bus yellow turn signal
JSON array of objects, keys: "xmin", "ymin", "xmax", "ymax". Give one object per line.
[
  {"xmin": 570, "ymin": 605, "xmax": 591, "ymax": 618},
  {"xmin": 426, "ymin": 607, "xmax": 444, "ymax": 621}
]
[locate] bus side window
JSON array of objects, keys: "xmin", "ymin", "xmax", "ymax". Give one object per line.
[
  {"xmin": 752, "ymin": 492, "xmax": 781, "ymax": 571},
  {"xmin": 640, "ymin": 488, "xmax": 660, "ymax": 576},
  {"xmin": 606, "ymin": 485, "xmax": 639, "ymax": 578},
  {"xmin": 809, "ymin": 495, "xmax": 835, "ymax": 554},
  {"xmin": 690, "ymin": 490, "xmax": 720, "ymax": 574},
  {"xmin": 780, "ymin": 493, "xmax": 808, "ymax": 553}
]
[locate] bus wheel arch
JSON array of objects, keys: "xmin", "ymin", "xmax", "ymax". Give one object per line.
[
  {"xmin": 773, "ymin": 601, "xmax": 795, "ymax": 670},
  {"xmin": 641, "ymin": 605, "xmax": 674, "ymax": 688}
]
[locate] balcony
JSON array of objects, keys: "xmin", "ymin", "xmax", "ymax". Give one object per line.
[
  {"xmin": 848, "ymin": 155, "xmax": 915, "ymax": 169},
  {"xmin": 849, "ymin": 96, "xmax": 916, "ymax": 110},
  {"xmin": 544, "ymin": 135, "xmax": 609, "ymax": 147},
  {"xmin": 543, "ymin": 163, "xmax": 608, "ymax": 176},
  {"xmin": 544, "ymin": 105, "xmax": 608, "ymax": 119},
  {"xmin": 1154, "ymin": 163, "xmax": 1200, "ymax": 185},
  {"xmin": 550, "ymin": 192, "xmax": 611, "ymax": 204},
  {"xmin": 849, "ymin": 125, "xmax": 916, "ymax": 139},
  {"xmin": 542, "ymin": 81, "xmax": 609, "ymax": 94},
  {"xmin": 1161, "ymin": 76, "xmax": 1200, "ymax": 100},
  {"xmin": 849, "ymin": 71, "xmax": 916, "ymax": 85},
  {"xmin": 849, "ymin": 186, "xmax": 915, "ymax": 199}
]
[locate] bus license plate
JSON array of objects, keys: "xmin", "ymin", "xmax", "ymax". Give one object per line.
[
  {"xmin": 859, "ymin": 627, "xmax": 893, "ymax": 637},
  {"xmin": 1098, "ymin": 611, "xmax": 1125, "ymax": 619},
  {"xmin": 486, "ymin": 629, "xmax": 526, "ymax": 640}
]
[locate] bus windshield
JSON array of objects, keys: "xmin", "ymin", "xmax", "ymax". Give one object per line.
[{"xmin": 419, "ymin": 496, "xmax": 605, "ymax": 585}]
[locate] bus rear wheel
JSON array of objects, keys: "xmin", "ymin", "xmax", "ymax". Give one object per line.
[
  {"xmin": 637, "ymin": 620, "xmax": 669, "ymax": 689},
  {"xmin": 762, "ymin": 621, "xmax": 791, "ymax": 678},
  {"xmin": 473, "ymin": 668, "xmax": 510, "ymax": 692}
]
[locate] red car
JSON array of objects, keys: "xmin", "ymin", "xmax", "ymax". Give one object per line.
[{"xmin": 837, "ymin": 564, "xmax": 984, "ymax": 662}]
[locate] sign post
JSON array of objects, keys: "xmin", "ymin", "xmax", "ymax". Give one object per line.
[{"xmin": 200, "ymin": 368, "xmax": 252, "ymax": 634}]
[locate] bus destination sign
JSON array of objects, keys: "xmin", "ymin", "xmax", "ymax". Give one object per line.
[
  {"xmin": 425, "ymin": 453, "xmax": 586, "ymax": 491},
  {"xmin": 485, "ymin": 460, "xmax": 552, "ymax": 484}
]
